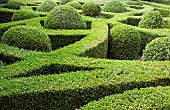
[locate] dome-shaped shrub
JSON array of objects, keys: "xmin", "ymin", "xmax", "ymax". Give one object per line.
[
  {"xmin": 44, "ymin": 5, "xmax": 86, "ymax": 30},
  {"xmin": 36, "ymin": 1, "xmax": 58, "ymax": 12},
  {"xmin": 6, "ymin": 0, "xmax": 27, "ymax": 9},
  {"xmin": 82, "ymin": 1, "xmax": 101, "ymax": 17},
  {"xmin": 60, "ymin": 0, "xmax": 72, "ymax": 5},
  {"xmin": 103, "ymin": 0, "xmax": 127, "ymax": 13},
  {"xmin": 109, "ymin": 25, "xmax": 141, "ymax": 60},
  {"xmin": 142, "ymin": 37, "xmax": 170, "ymax": 61},
  {"xmin": 0, "ymin": 0, "xmax": 9, "ymax": 4},
  {"xmin": 12, "ymin": 10, "xmax": 40, "ymax": 21},
  {"xmin": 1, "ymin": 25, "xmax": 52, "ymax": 52},
  {"xmin": 66, "ymin": 1, "xmax": 81, "ymax": 9},
  {"xmin": 138, "ymin": 11, "xmax": 163, "ymax": 29}
]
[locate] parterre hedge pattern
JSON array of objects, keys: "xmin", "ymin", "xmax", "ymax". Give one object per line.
[{"xmin": 0, "ymin": 0, "xmax": 170, "ymax": 109}]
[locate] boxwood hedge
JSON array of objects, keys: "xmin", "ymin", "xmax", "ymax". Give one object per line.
[
  {"xmin": 0, "ymin": 1, "xmax": 170, "ymax": 109},
  {"xmin": 79, "ymin": 86, "xmax": 170, "ymax": 110}
]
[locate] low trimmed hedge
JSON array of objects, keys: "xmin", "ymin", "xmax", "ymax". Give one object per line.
[
  {"xmin": 80, "ymin": 86, "xmax": 170, "ymax": 109},
  {"xmin": 0, "ymin": 60, "xmax": 170, "ymax": 109},
  {"xmin": 12, "ymin": 9, "xmax": 40, "ymax": 21}
]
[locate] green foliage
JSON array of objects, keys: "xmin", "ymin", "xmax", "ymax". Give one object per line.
[
  {"xmin": 66, "ymin": 1, "xmax": 81, "ymax": 9},
  {"xmin": 44, "ymin": 5, "xmax": 86, "ymax": 30},
  {"xmin": 103, "ymin": 0, "xmax": 127, "ymax": 13},
  {"xmin": 0, "ymin": 0, "xmax": 9, "ymax": 4},
  {"xmin": 0, "ymin": 61, "xmax": 4, "ymax": 67},
  {"xmin": 154, "ymin": 8, "xmax": 170, "ymax": 17},
  {"xmin": 79, "ymin": 86, "xmax": 170, "ymax": 110},
  {"xmin": 0, "ymin": 59, "xmax": 169, "ymax": 109},
  {"xmin": 1, "ymin": 25, "xmax": 52, "ymax": 52},
  {"xmin": 60, "ymin": 0, "xmax": 72, "ymax": 5},
  {"xmin": 151, "ymin": 0, "xmax": 170, "ymax": 5},
  {"xmin": 6, "ymin": 0, "xmax": 27, "ymax": 9},
  {"xmin": 36, "ymin": 1, "xmax": 58, "ymax": 12},
  {"xmin": 142, "ymin": 37, "xmax": 170, "ymax": 61},
  {"xmin": 138, "ymin": 11, "xmax": 163, "ymax": 29},
  {"xmin": 109, "ymin": 25, "xmax": 141, "ymax": 60},
  {"xmin": 82, "ymin": 1, "xmax": 101, "ymax": 17},
  {"xmin": 12, "ymin": 10, "xmax": 39, "ymax": 21}
]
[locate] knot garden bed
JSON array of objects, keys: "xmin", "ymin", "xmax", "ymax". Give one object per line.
[{"xmin": 0, "ymin": 0, "xmax": 170, "ymax": 109}]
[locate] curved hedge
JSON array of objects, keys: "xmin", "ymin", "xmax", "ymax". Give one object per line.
[
  {"xmin": 138, "ymin": 11, "xmax": 163, "ymax": 29},
  {"xmin": 44, "ymin": 5, "xmax": 86, "ymax": 30},
  {"xmin": 12, "ymin": 10, "xmax": 40, "ymax": 21},
  {"xmin": 103, "ymin": 0, "xmax": 127, "ymax": 13},
  {"xmin": 36, "ymin": 1, "xmax": 58, "ymax": 12},
  {"xmin": 109, "ymin": 25, "xmax": 141, "ymax": 60},
  {"xmin": 142, "ymin": 37, "xmax": 170, "ymax": 61},
  {"xmin": 1, "ymin": 25, "xmax": 52, "ymax": 52},
  {"xmin": 80, "ymin": 86, "xmax": 170, "ymax": 110},
  {"xmin": 82, "ymin": 2, "xmax": 101, "ymax": 17},
  {"xmin": 66, "ymin": 1, "xmax": 81, "ymax": 9}
]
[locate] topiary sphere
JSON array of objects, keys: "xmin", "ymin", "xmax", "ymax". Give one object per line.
[
  {"xmin": 66, "ymin": 1, "xmax": 81, "ymax": 10},
  {"xmin": 6, "ymin": 0, "xmax": 27, "ymax": 9},
  {"xmin": 103, "ymin": 0, "xmax": 127, "ymax": 13},
  {"xmin": 12, "ymin": 10, "xmax": 40, "ymax": 21},
  {"xmin": 138, "ymin": 11, "xmax": 163, "ymax": 29},
  {"xmin": 82, "ymin": 1, "xmax": 101, "ymax": 17},
  {"xmin": 44, "ymin": 5, "xmax": 86, "ymax": 30},
  {"xmin": 36, "ymin": 1, "xmax": 58, "ymax": 12},
  {"xmin": 142, "ymin": 37, "xmax": 170, "ymax": 61},
  {"xmin": 0, "ymin": 0, "xmax": 9, "ymax": 4},
  {"xmin": 60, "ymin": 0, "xmax": 72, "ymax": 5},
  {"xmin": 109, "ymin": 25, "xmax": 141, "ymax": 60},
  {"xmin": 1, "ymin": 25, "xmax": 52, "ymax": 52}
]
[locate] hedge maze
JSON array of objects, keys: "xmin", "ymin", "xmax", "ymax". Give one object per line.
[{"xmin": 0, "ymin": 0, "xmax": 170, "ymax": 109}]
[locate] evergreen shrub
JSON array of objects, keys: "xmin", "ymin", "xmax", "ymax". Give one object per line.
[
  {"xmin": 142, "ymin": 37, "xmax": 170, "ymax": 61},
  {"xmin": 103, "ymin": 0, "xmax": 127, "ymax": 13},
  {"xmin": 6, "ymin": 0, "xmax": 27, "ymax": 9},
  {"xmin": 36, "ymin": 1, "xmax": 58, "ymax": 12},
  {"xmin": 109, "ymin": 25, "xmax": 141, "ymax": 60},
  {"xmin": 82, "ymin": 1, "xmax": 101, "ymax": 17},
  {"xmin": 138, "ymin": 11, "xmax": 163, "ymax": 29},
  {"xmin": 44, "ymin": 5, "xmax": 86, "ymax": 30},
  {"xmin": 1, "ymin": 25, "xmax": 52, "ymax": 52}
]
